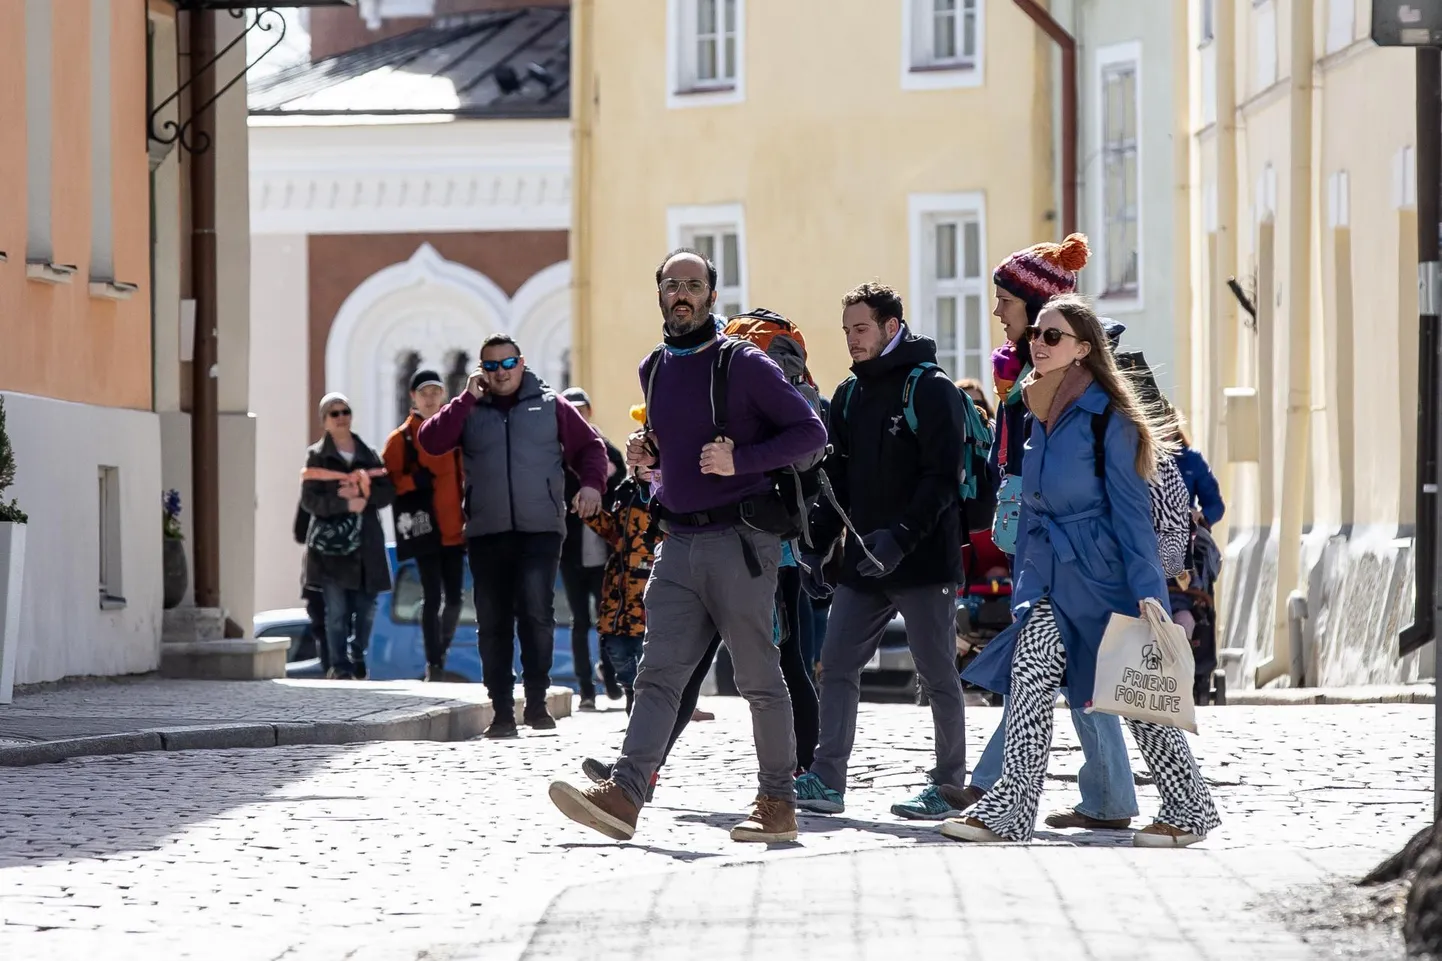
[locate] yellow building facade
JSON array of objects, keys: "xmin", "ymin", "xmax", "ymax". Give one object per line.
[
  {"xmin": 1189, "ymin": 0, "xmax": 1431, "ymax": 688},
  {"xmin": 571, "ymin": 0, "xmax": 1057, "ymax": 442}
]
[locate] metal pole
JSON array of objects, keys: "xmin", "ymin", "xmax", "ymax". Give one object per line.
[{"xmin": 188, "ymin": 8, "xmax": 221, "ymax": 609}]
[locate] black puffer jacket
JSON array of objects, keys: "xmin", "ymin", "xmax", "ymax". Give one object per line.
[
  {"xmin": 810, "ymin": 331, "xmax": 966, "ymax": 589},
  {"xmin": 301, "ymin": 434, "xmax": 395, "ymax": 596}
]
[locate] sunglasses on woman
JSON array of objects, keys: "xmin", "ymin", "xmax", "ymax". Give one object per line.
[
  {"xmin": 481, "ymin": 357, "xmax": 521, "ymax": 372},
  {"xmin": 1025, "ymin": 326, "xmax": 1081, "ymax": 348},
  {"xmin": 327, "ymin": 407, "xmax": 352, "ymax": 418}
]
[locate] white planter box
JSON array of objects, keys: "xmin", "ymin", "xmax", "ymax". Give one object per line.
[{"xmin": 0, "ymin": 522, "xmax": 25, "ymax": 704}]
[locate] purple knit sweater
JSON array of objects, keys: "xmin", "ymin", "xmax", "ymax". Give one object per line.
[{"xmin": 643, "ymin": 337, "xmax": 826, "ymax": 526}]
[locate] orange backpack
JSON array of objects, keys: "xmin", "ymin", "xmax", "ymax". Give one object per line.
[{"xmin": 722, "ymin": 309, "xmax": 816, "ymax": 388}]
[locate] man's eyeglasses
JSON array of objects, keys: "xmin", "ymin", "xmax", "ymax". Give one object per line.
[
  {"xmin": 327, "ymin": 408, "xmax": 352, "ymax": 418},
  {"xmin": 481, "ymin": 356, "xmax": 521, "ymax": 372},
  {"xmin": 659, "ymin": 279, "xmax": 709, "ymax": 297},
  {"xmin": 1025, "ymin": 326, "xmax": 1081, "ymax": 348}
]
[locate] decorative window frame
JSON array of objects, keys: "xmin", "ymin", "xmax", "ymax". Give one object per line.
[
  {"xmin": 1092, "ymin": 39, "xmax": 1144, "ymax": 313},
  {"xmin": 908, "ymin": 191, "xmax": 990, "ymax": 391},
  {"xmin": 666, "ymin": 203, "xmax": 748, "ymax": 318},
  {"xmin": 901, "ymin": 0, "xmax": 985, "ymax": 91},
  {"xmin": 666, "ymin": 0, "xmax": 746, "ymax": 109}
]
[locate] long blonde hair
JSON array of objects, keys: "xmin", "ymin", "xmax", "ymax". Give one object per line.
[{"xmin": 1041, "ymin": 294, "xmax": 1177, "ymax": 479}]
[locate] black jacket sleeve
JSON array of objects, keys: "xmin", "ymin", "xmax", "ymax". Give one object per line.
[
  {"xmin": 805, "ymin": 382, "xmax": 850, "ymax": 556},
  {"xmin": 890, "ymin": 371, "xmax": 965, "ymax": 554}
]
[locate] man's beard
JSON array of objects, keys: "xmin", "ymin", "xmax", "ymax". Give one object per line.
[{"xmin": 661, "ymin": 299, "xmax": 709, "ymax": 336}]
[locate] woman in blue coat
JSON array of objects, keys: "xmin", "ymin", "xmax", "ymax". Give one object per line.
[{"xmin": 945, "ymin": 295, "xmax": 1221, "ymax": 847}]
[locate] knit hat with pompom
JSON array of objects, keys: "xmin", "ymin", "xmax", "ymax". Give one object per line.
[{"xmin": 992, "ymin": 233, "xmax": 1091, "ymax": 315}]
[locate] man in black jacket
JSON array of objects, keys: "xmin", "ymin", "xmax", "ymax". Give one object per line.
[{"xmin": 796, "ymin": 283, "xmax": 972, "ymax": 821}]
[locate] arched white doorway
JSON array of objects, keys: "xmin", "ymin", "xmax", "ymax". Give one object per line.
[{"xmin": 325, "ymin": 244, "xmax": 572, "ymax": 446}]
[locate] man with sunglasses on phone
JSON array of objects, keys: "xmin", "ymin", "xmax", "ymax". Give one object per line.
[
  {"xmin": 547, "ymin": 248, "xmax": 826, "ymax": 844},
  {"xmin": 418, "ymin": 333, "xmax": 608, "ymax": 738}
]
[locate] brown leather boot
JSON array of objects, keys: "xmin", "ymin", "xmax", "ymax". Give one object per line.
[
  {"xmin": 549, "ymin": 779, "xmax": 640, "ymax": 841},
  {"xmin": 730, "ymin": 795, "xmax": 798, "ymax": 843},
  {"xmin": 1044, "ymin": 808, "xmax": 1133, "ymax": 830}
]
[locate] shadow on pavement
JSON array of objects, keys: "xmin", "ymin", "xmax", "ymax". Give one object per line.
[
  {"xmin": 671, "ymin": 808, "xmax": 951, "ymax": 843},
  {"xmin": 0, "ymin": 743, "xmax": 360, "ymax": 870}
]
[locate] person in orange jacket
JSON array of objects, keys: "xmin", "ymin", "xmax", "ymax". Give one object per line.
[{"xmin": 384, "ymin": 370, "xmax": 467, "ymax": 680}]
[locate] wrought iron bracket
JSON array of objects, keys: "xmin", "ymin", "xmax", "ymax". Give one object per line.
[{"xmin": 149, "ymin": 7, "xmax": 287, "ymax": 156}]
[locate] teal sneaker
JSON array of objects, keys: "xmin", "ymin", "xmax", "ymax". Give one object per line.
[
  {"xmin": 891, "ymin": 784, "xmax": 965, "ymax": 821},
  {"xmin": 794, "ymin": 772, "xmax": 844, "ymax": 814}
]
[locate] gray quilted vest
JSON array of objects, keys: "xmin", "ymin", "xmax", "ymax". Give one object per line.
[{"xmin": 460, "ymin": 371, "xmax": 566, "ymax": 537}]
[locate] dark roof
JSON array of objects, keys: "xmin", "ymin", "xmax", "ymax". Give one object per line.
[{"xmin": 248, "ymin": 7, "xmax": 569, "ymax": 119}]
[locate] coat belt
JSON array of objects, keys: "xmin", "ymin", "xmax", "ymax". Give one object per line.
[{"xmin": 1027, "ymin": 505, "xmax": 1107, "ymax": 564}]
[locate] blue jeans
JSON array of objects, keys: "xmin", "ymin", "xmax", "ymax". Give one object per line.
[
  {"xmin": 601, "ymin": 635, "xmax": 645, "ymax": 691},
  {"xmin": 321, "ymin": 584, "xmax": 377, "ymax": 678},
  {"xmin": 970, "ymin": 696, "xmax": 1140, "ymax": 820}
]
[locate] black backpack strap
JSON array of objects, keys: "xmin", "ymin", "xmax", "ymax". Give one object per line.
[
  {"xmin": 403, "ymin": 427, "xmax": 418, "ymax": 473},
  {"xmin": 1092, "ymin": 408, "xmax": 1112, "ymax": 479},
  {"xmin": 640, "ymin": 345, "xmax": 665, "ymax": 431},
  {"xmin": 711, "ymin": 338, "xmax": 743, "ymax": 436}
]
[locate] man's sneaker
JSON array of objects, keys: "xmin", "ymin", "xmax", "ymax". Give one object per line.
[
  {"xmin": 939, "ymin": 816, "xmax": 1007, "ymax": 844},
  {"xmin": 582, "ymin": 758, "xmax": 613, "ymax": 784},
  {"xmin": 549, "ymin": 780, "xmax": 639, "ymax": 841},
  {"xmin": 484, "ymin": 715, "xmax": 519, "ymax": 739},
  {"xmin": 605, "ymin": 679, "xmax": 624, "ymax": 701},
  {"xmin": 1044, "ymin": 809, "xmax": 1133, "ymax": 830},
  {"xmin": 1133, "ymin": 822, "xmax": 1205, "ymax": 848},
  {"xmin": 581, "ymin": 759, "xmax": 657, "ymax": 801},
  {"xmin": 794, "ymin": 772, "xmax": 844, "ymax": 814},
  {"xmin": 891, "ymin": 784, "xmax": 969, "ymax": 821},
  {"xmin": 730, "ymin": 795, "xmax": 798, "ymax": 843},
  {"xmin": 525, "ymin": 709, "xmax": 558, "ymax": 731},
  {"xmin": 578, "ymin": 697, "xmax": 597, "ymax": 712}
]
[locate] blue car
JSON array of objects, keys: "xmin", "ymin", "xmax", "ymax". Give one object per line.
[{"xmin": 261, "ymin": 545, "xmax": 602, "ymax": 690}]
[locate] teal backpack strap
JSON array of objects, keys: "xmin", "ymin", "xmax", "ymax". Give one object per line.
[
  {"xmin": 900, "ymin": 362, "xmax": 938, "ymax": 434},
  {"xmin": 838, "ymin": 376, "xmax": 858, "ymax": 423}
]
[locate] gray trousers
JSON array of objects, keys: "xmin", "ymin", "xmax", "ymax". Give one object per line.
[
  {"xmin": 811, "ymin": 583, "xmax": 967, "ymax": 794},
  {"xmin": 612, "ymin": 526, "xmax": 795, "ymax": 807}
]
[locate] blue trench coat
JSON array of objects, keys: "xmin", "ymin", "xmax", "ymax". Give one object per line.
[{"xmin": 962, "ymin": 381, "xmax": 1169, "ymax": 708}]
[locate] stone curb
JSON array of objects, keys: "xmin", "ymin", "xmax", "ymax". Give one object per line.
[
  {"xmin": 0, "ymin": 686, "xmax": 572, "ymax": 767},
  {"xmin": 1218, "ymin": 686, "xmax": 1435, "ymax": 706}
]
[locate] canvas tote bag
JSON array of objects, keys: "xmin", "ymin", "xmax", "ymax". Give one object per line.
[{"xmin": 1086, "ymin": 597, "xmax": 1197, "ymax": 734}]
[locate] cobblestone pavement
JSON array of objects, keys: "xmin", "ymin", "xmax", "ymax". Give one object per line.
[{"xmin": 0, "ymin": 700, "xmax": 1432, "ymax": 959}]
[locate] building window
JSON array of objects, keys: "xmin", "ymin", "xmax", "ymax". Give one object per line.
[
  {"xmin": 1200, "ymin": 0, "xmax": 1214, "ymax": 43},
  {"xmin": 90, "ymin": 0, "xmax": 113, "ymax": 282},
  {"xmin": 395, "ymin": 349, "xmax": 421, "ymax": 425},
  {"xmin": 902, "ymin": 0, "xmax": 984, "ymax": 90},
  {"xmin": 98, "ymin": 466, "xmax": 124, "ymax": 608},
  {"xmin": 1325, "ymin": 0, "xmax": 1354, "ymax": 54},
  {"xmin": 444, "ymin": 349, "xmax": 471, "ymax": 399},
  {"xmin": 25, "ymin": 0, "xmax": 52, "ymax": 264},
  {"xmin": 668, "ymin": 204, "xmax": 748, "ymax": 317},
  {"xmin": 1255, "ymin": 0, "xmax": 1278, "ymax": 90},
  {"xmin": 667, "ymin": 0, "xmax": 745, "ymax": 108},
  {"xmin": 1327, "ymin": 170, "xmax": 1350, "ymax": 229},
  {"xmin": 1098, "ymin": 44, "xmax": 1140, "ymax": 301},
  {"xmin": 909, "ymin": 193, "xmax": 987, "ymax": 388}
]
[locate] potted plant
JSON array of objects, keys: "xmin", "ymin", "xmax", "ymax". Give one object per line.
[
  {"xmin": 0, "ymin": 396, "xmax": 26, "ymax": 704},
  {"xmin": 162, "ymin": 488, "xmax": 188, "ymax": 609}
]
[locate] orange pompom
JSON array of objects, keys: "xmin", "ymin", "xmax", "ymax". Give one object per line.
[
  {"xmin": 1055, "ymin": 233, "xmax": 1091, "ymax": 272},
  {"xmin": 629, "ymin": 404, "xmax": 647, "ymax": 423}
]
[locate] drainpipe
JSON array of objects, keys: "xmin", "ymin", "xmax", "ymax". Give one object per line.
[
  {"xmin": 188, "ymin": 7, "xmax": 221, "ymax": 609},
  {"xmin": 1013, "ymin": 0, "xmax": 1077, "ymax": 235},
  {"xmin": 1254, "ymin": 0, "xmax": 1313, "ymax": 688},
  {"xmin": 570, "ymin": 0, "xmax": 595, "ymax": 392}
]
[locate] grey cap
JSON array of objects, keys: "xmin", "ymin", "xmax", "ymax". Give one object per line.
[
  {"xmin": 318, "ymin": 391, "xmax": 350, "ymax": 418},
  {"xmin": 561, "ymin": 387, "xmax": 592, "ymax": 407}
]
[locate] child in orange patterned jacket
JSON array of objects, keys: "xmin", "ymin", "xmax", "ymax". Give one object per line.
[{"xmin": 582, "ymin": 405, "xmax": 663, "ymax": 714}]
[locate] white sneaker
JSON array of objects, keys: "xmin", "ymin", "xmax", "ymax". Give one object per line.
[
  {"xmin": 1132, "ymin": 822, "xmax": 1205, "ymax": 848},
  {"xmin": 939, "ymin": 816, "xmax": 1007, "ymax": 843}
]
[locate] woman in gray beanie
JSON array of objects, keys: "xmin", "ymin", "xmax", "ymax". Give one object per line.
[{"xmin": 300, "ymin": 392, "xmax": 395, "ymax": 679}]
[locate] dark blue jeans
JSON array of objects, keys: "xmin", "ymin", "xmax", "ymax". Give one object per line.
[
  {"xmin": 468, "ymin": 531, "xmax": 563, "ymax": 718},
  {"xmin": 321, "ymin": 584, "xmax": 377, "ymax": 678}
]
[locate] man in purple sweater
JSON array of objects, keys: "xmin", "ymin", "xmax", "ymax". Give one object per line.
[
  {"xmin": 418, "ymin": 333, "xmax": 607, "ymax": 738},
  {"xmin": 549, "ymin": 249, "xmax": 827, "ymax": 843}
]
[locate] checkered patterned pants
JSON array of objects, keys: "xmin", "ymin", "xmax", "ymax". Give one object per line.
[{"xmin": 971, "ymin": 600, "xmax": 1222, "ymax": 842}]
